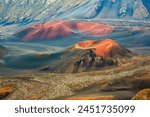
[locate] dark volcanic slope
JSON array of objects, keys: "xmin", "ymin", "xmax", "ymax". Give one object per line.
[
  {"xmin": 42, "ymin": 39, "xmax": 133, "ymax": 73},
  {"xmin": 0, "ymin": 45, "xmax": 7, "ymax": 59}
]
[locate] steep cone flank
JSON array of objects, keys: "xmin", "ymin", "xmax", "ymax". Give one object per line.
[
  {"xmin": 75, "ymin": 39, "xmax": 130, "ymax": 58},
  {"xmin": 20, "ymin": 20, "xmax": 112, "ymax": 41}
]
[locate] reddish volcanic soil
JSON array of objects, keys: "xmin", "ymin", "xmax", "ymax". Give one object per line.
[
  {"xmin": 76, "ymin": 22, "xmax": 112, "ymax": 36},
  {"xmin": 24, "ymin": 21, "xmax": 76, "ymax": 41},
  {"xmin": 0, "ymin": 85, "xmax": 15, "ymax": 99},
  {"xmin": 22, "ymin": 20, "xmax": 113, "ymax": 41},
  {"xmin": 66, "ymin": 95, "xmax": 115, "ymax": 100},
  {"xmin": 75, "ymin": 39, "xmax": 130, "ymax": 58}
]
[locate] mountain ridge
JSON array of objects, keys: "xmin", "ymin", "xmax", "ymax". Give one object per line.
[{"xmin": 0, "ymin": 0, "xmax": 150, "ymax": 26}]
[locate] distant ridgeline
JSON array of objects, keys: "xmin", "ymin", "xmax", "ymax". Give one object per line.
[{"xmin": 0, "ymin": 0, "xmax": 150, "ymax": 26}]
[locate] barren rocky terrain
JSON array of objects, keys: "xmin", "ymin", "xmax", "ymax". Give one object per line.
[{"xmin": 0, "ymin": 55, "xmax": 150, "ymax": 100}]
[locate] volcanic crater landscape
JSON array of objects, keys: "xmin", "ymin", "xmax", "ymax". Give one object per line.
[{"xmin": 0, "ymin": 0, "xmax": 150, "ymax": 100}]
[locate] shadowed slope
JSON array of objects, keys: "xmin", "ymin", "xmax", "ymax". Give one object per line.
[{"xmin": 0, "ymin": 45, "xmax": 7, "ymax": 58}]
